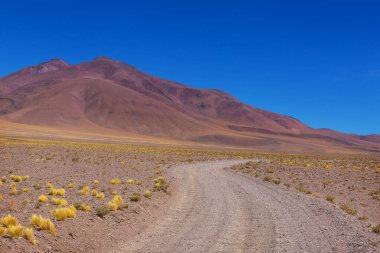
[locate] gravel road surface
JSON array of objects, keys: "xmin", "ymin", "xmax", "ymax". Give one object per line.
[{"xmin": 113, "ymin": 160, "xmax": 379, "ymax": 253}]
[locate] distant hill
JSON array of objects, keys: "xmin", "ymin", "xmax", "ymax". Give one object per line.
[{"xmin": 0, "ymin": 57, "xmax": 379, "ymax": 154}]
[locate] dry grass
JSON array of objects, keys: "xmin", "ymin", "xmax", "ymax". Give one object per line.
[
  {"xmin": 340, "ymin": 203, "xmax": 357, "ymax": 215},
  {"xmin": 51, "ymin": 206, "xmax": 77, "ymax": 221},
  {"xmin": 30, "ymin": 214, "xmax": 56, "ymax": 236}
]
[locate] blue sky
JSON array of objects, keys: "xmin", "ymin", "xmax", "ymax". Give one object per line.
[{"xmin": 0, "ymin": 1, "xmax": 379, "ymax": 134}]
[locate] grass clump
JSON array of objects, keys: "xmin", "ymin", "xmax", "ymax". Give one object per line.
[
  {"xmin": 56, "ymin": 188, "xmax": 65, "ymax": 196},
  {"xmin": 111, "ymin": 179, "xmax": 121, "ymax": 185},
  {"xmin": 326, "ymin": 195, "xmax": 335, "ymax": 202},
  {"xmin": 372, "ymin": 224, "xmax": 380, "ymax": 234},
  {"xmin": 52, "ymin": 206, "xmax": 77, "ymax": 221},
  {"xmin": 51, "ymin": 197, "xmax": 68, "ymax": 206},
  {"xmin": 340, "ymin": 203, "xmax": 357, "ymax": 215},
  {"xmin": 95, "ymin": 206, "xmax": 111, "ymax": 218},
  {"xmin": 0, "ymin": 227, "xmax": 6, "ymax": 237},
  {"xmin": 30, "ymin": 214, "xmax": 55, "ymax": 235},
  {"xmin": 10, "ymin": 188, "xmax": 19, "ymax": 195},
  {"xmin": 79, "ymin": 186, "xmax": 90, "ymax": 195},
  {"xmin": 108, "ymin": 195, "xmax": 125, "ymax": 211},
  {"xmin": 295, "ymin": 184, "xmax": 312, "ymax": 194},
  {"xmin": 25, "ymin": 227, "xmax": 37, "ymax": 245},
  {"xmin": 130, "ymin": 192, "xmax": 141, "ymax": 202},
  {"xmin": 32, "ymin": 183, "xmax": 42, "ymax": 190},
  {"xmin": 96, "ymin": 192, "xmax": 105, "ymax": 199},
  {"xmin": 38, "ymin": 195, "xmax": 49, "ymax": 202},
  {"xmin": 144, "ymin": 190, "xmax": 152, "ymax": 198},
  {"xmin": 10, "ymin": 175, "xmax": 23, "ymax": 182},
  {"xmin": 8, "ymin": 225, "xmax": 24, "ymax": 238},
  {"xmin": 126, "ymin": 179, "xmax": 135, "ymax": 184},
  {"xmin": 0, "ymin": 215, "xmax": 19, "ymax": 227},
  {"xmin": 67, "ymin": 183, "xmax": 74, "ymax": 188},
  {"xmin": 263, "ymin": 176, "xmax": 272, "ymax": 182},
  {"xmin": 153, "ymin": 176, "xmax": 167, "ymax": 192},
  {"xmin": 74, "ymin": 203, "xmax": 91, "ymax": 211}
]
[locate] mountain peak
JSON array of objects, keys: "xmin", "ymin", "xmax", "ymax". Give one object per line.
[
  {"xmin": 94, "ymin": 56, "xmax": 113, "ymax": 61},
  {"xmin": 27, "ymin": 58, "xmax": 69, "ymax": 74}
]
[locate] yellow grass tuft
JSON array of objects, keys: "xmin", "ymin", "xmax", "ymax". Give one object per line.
[
  {"xmin": 96, "ymin": 192, "xmax": 105, "ymax": 199},
  {"xmin": 0, "ymin": 227, "xmax": 6, "ymax": 237},
  {"xmin": 92, "ymin": 189, "xmax": 98, "ymax": 196},
  {"xmin": 76, "ymin": 204, "xmax": 91, "ymax": 211},
  {"xmin": 49, "ymin": 188, "xmax": 64, "ymax": 196},
  {"xmin": 93, "ymin": 180, "xmax": 99, "ymax": 185},
  {"xmin": 22, "ymin": 188, "xmax": 30, "ymax": 193},
  {"xmin": 56, "ymin": 188, "xmax": 65, "ymax": 196},
  {"xmin": 79, "ymin": 186, "xmax": 90, "ymax": 195},
  {"xmin": 46, "ymin": 182, "xmax": 53, "ymax": 189},
  {"xmin": 51, "ymin": 197, "xmax": 67, "ymax": 206},
  {"xmin": 10, "ymin": 175, "xmax": 23, "ymax": 182},
  {"xmin": 144, "ymin": 190, "xmax": 152, "ymax": 198},
  {"xmin": 1, "ymin": 176, "xmax": 6, "ymax": 182},
  {"xmin": 108, "ymin": 195, "xmax": 124, "ymax": 211},
  {"xmin": 111, "ymin": 179, "xmax": 121, "ymax": 185},
  {"xmin": 30, "ymin": 214, "xmax": 56, "ymax": 236},
  {"xmin": 126, "ymin": 179, "xmax": 135, "ymax": 184},
  {"xmin": 67, "ymin": 183, "xmax": 74, "ymax": 188},
  {"xmin": 51, "ymin": 206, "xmax": 77, "ymax": 221},
  {"xmin": 0, "ymin": 215, "xmax": 19, "ymax": 227},
  {"xmin": 25, "ymin": 227, "xmax": 37, "ymax": 245},
  {"xmin": 8, "ymin": 225, "xmax": 24, "ymax": 238},
  {"xmin": 111, "ymin": 190, "xmax": 117, "ymax": 195},
  {"xmin": 10, "ymin": 187, "xmax": 18, "ymax": 195},
  {"xmin": 38, "ymin": 195, "xmax": 49, "ymax": 202}
]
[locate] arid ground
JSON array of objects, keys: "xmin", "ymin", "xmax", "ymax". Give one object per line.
[{"xmin": 0, "ymin": 136, "xmax": 379, "ymax": 252}]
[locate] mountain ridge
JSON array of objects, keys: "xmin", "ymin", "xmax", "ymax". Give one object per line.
[{"xmin": 0, "ymin": 57, "xmax": 379, "ymax": 154}]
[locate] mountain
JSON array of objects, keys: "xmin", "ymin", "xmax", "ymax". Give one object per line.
[{"xmin": 0, "ymin": 57, "xmax": 379, "ymax": 155}]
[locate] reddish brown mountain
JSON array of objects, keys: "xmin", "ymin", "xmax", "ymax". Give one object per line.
[{"xmin": 0, "ymin": 57, "xmax": 379, "ymax": 154}]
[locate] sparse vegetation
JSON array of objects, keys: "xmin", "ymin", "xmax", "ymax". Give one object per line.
[
  {"xmin": 130, "ymin": 192, "xmax": 141, "ymax": 202},
  {"xmin": 144, "ymin": 190, "xmax": 152, "ymax": 198},
  {"xmin": 340, "ymin": 203, "xmax": 357, "ymax": 215},
  {"xmin": 326, "ymin": 195, "xmax": 335, "ymax": 202},
  {"xmin": 51, "ymin": 206, "xmax": 77, "ymax": 221},
  {"xmin": 296, "ymin": 184, "xmax": 312, "ymax": 194},
  {"xmin": 1, "ymin": 136, "xmax": 379, "ymax": 251},
  {"xmin": 372, "ymin": 224, "xmax": 380, "ymax": 234},
  {"xmin": 30, "ymin": 214, "xmax": 55, "ymax": 235},
  {"xmin": 95, "ymin": 206, "xmax": 111, "ymax": 218},
  {"xmin": 108, "ymin": 195, "xmax": 125, "ymax": 211}
]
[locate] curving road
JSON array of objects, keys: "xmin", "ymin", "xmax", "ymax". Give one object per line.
[{"xmin": 113, "ymin": 160, "xmax": 378, "ymax": 253}]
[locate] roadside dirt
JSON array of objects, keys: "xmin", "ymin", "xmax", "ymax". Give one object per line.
[{"xmin": 113, "ymin": 160, "xmax": 379, "ymax": 253}]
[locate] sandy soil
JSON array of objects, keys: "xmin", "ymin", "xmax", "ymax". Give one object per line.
[
  {"xmin": 113, "ymin": 160, "xmax": 379, "ymax": 253},
  {"xmin": 231, "ymin": 159, "xmax": 380, "ymax": 225},
  {"xmin": 0, "ymin": 138, "xmax": 238, "ymax": 253},
  {"xmin": 0, "ymin": 137, "xmax": 379, "ymax": 252}
]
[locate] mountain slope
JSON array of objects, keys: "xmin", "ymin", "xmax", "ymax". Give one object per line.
[{"xmin": 0, "ymin": 57, "xmax": 379, "ymax": 154}]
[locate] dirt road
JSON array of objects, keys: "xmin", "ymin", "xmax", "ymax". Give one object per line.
[{"xmin": 113, "ymin": 160, "xmax": 379, "ymax": 253}]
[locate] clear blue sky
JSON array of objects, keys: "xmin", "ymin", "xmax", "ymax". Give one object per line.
[{"xmin": 0, "ymin": 1, "xmax": 379, "ymax": 135}]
